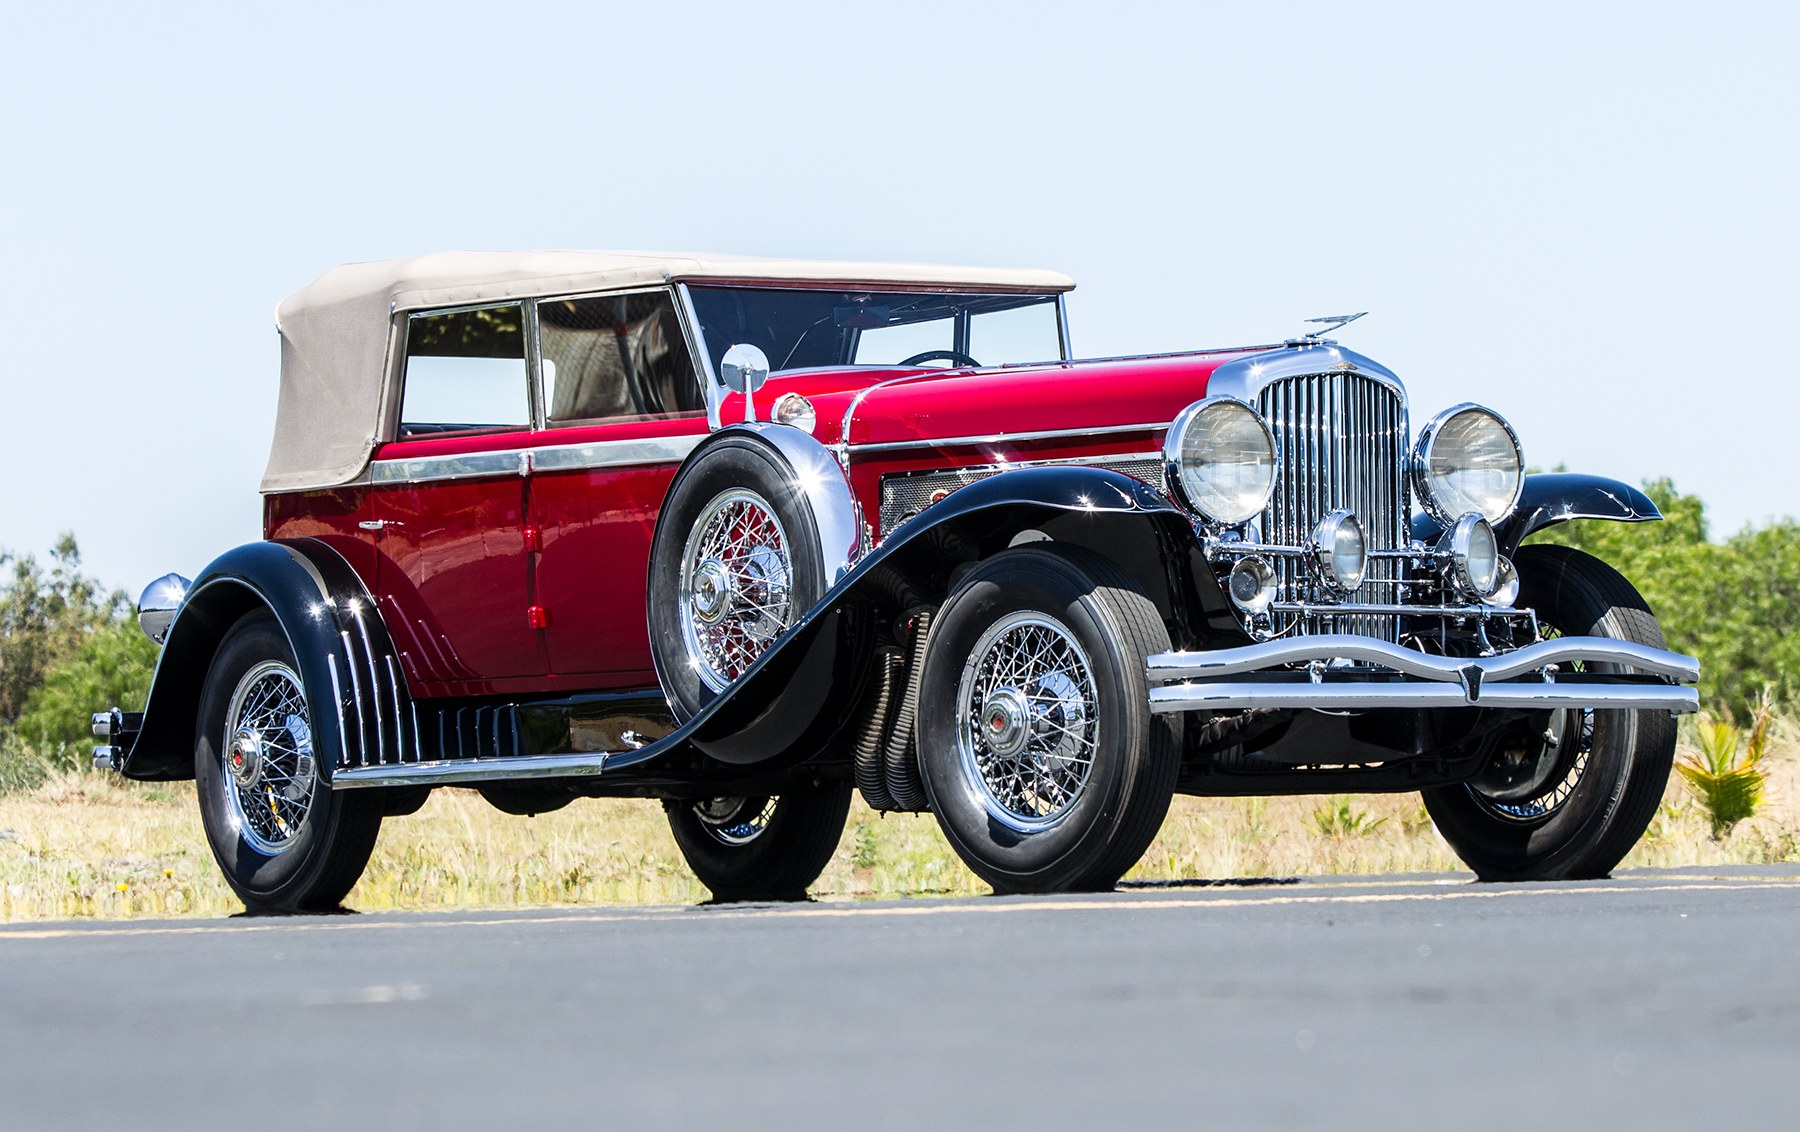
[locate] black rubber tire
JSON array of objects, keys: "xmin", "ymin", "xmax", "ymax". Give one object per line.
[
  {"xmin": 916, "ymin": 545, "xmax": 1180, "ymax": 894},
  {"xmin": 1423, "ymin": 544, "xmax": 1677, "ymax": 881},
  {"xmin": 665, "ymin": 781, "xmax": 853, "ymax": 901},
  {"xmin": 647, "ymin": 437, "xmax": 827, "ymax": 720},
  {"xmin": 195, "ymin": 610, "xmax": 383, "ymax": 912}
]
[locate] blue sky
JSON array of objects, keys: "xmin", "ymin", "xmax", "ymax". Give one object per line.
[{"xmin": 1, "ymin": 1, "xmax": 1794, "ymax": 593}]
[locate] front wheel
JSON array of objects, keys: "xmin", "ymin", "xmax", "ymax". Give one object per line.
[
  {"xmin": 1423, "ymin": 544, "xmax": 1677, "ymax": 881},
  {"xmin": 665, "ymin": 781, "xmax": 852, "ymax": 901},
  {"xmin": 916, "ymin": 546, "xmax": 1179, "ymax": 894},
  {"xmin": 195, "ymin": 610, "xmax": 382, "ymax": 912}
]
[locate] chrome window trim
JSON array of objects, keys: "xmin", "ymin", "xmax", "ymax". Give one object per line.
[
  {"xmin": 673, "ymin": 283, "xmax": 720, "ymax": 431},
  {"xmin": 1055, "ymin": 293, "xmax": 1073, "ymax": 362},
  {"xmin": 396, "ymin": 300, "xmax": 535, "ymax": 440},
  {"xmin": 532, "ymin": 285, "xmax": 709, "ymax": 432}
]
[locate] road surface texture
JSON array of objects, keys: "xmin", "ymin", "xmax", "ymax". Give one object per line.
[{"xmin": 3, "ymin": 867, "xmax": 1795, "ymax": 1131}]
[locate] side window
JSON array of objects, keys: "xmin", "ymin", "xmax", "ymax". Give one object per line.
[
  {"xmin": 540, "ymin": 291, "xmax": 703, "ymax": 425},
  {"xmin": 399, "ymin": 305, "xmax": 529, "ymax": 437}
]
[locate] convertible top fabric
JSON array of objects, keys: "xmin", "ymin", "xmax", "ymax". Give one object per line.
[{"xmin": 263, "ymin": 251, "xmax": 1075, "ymax": 493}]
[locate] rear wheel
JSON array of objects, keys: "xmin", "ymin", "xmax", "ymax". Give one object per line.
[
  {"xmin": 916, "ymin": 546, "xmax": 1179, "ymax": 893},
  {"xmin": 1423, "ymin": 544, "xmax": 1677, "ymax": 880},
  {"xmin": 195, "ymin": 611, "xmax": 382, "ymax": 912},
  {"xmin": 665, "ymin": 782, "xmax": 852, "ymax": 901}
]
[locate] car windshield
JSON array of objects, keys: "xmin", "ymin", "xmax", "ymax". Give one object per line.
[{"xmin": 685, "ymin": 286, "xmax": 1063, "ymax": 374}]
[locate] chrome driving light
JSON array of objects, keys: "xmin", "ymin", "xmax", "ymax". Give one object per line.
[
  {"xmin": 1309, "ymin": 509, "xmax": 1367, "ymax": 592},
  {"xmin": 1442, "ymin": 513, "xmax": 1501, "ymax": 598},
  {"xmin": 771, "ymin": 391, "xmax": 817, "ymax": 433},
  {"xmin": 1227, "ymin": 555, "xmax": 1277, "ymax": 613},
  {"xmin": 1488, "ymin": 555, "xmax": 1520, "ymax": 608},
  {"xmin": 1163, "ymin": 397, "xmax": 1277, "ymax": 525},
  {"xmin": 1411, "ymin": 404, "xmax": 1524, "ymax": 523}
]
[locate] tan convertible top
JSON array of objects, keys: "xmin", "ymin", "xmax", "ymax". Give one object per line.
[{"xmin": 264, "ymin": 251, "xmax": 1075, "ymax": 493}]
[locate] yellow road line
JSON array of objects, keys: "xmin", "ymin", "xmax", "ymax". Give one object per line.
[{"xmin": 0, "ymin": 877, "xmax": 1791, "ymax": 942}]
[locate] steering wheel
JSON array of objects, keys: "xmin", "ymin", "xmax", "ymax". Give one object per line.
[{"xmin": 898, "ymin": 349, "xmax": 981, "ymax": 368}]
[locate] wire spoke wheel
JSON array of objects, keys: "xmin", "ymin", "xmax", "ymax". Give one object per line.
[
  {"xmin": 956, "ymin": 612, "xmax": 1100, "ymax": 833},
  {"xmin": 1422, "ymin": 544, "xmax": 1676, "ymax": 881},
  {"xmin": 1468, "ymin": 624, "xmax": 1596, "ymax": 823},
  {"xmin": 221, "ymin": 660, "xmax": 317, "ymax": 855},
  {"xmin": 678, "ymin": 489, "xmax": 794, "ymax": 693}
]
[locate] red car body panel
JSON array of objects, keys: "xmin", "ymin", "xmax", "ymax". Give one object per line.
[{"xmin": 266, "ymin": 350, "xmax": 1261, "ymax": 700}]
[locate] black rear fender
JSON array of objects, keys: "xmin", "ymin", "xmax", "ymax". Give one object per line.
[{"xmin": 121, "ymin": 540, "xmax": 410, "ymax": 781}]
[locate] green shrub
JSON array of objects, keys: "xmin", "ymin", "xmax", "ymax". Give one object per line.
[
  {"xmin": 1536, "ymin": 478, "xmax": 1800, "ymax": 717},
  {"xmin": 1676, "ymin": 697, "xmax": 1772, "ymax": 840}
]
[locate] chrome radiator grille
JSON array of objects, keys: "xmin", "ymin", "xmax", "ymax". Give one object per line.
[
  {"xmin": 879, "ymin": 455, "xmax": 1164, "ymax": 536},
  {"xmin": 1259, "ymin": 373, "xmax": 1408, "ymax": 640}
]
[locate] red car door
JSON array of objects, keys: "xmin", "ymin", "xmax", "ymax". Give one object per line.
[
  {"xmin": 373, "ymin": 303, "xmax": 547, "ymax": 690},
  {"xmin": 528, "ymin": 289, "xmax": 709, "ymax": 686}
]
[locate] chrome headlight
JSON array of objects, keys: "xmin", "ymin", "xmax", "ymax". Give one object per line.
[
  {"xmin": 1411, "ymin": 404, "xmax": 1524, "ymax": 524},
  {"xmin": 1163, "ymin": 397, "xmax": 1277, "ymax": 525}
]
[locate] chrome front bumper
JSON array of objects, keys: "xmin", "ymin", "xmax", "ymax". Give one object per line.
[{"xmin": 1146, "ymin": 635, "xmax": 1700, "ymax": 715}]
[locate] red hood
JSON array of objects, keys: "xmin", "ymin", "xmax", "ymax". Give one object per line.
[{"xmin": 739, "ymin": 349, "xmax": 1265, "ymax": 449}]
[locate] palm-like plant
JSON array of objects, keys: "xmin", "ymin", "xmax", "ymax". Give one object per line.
[{"xmin": 1677, "ymin": 694, "xmax": 1773, "ymax": 840}]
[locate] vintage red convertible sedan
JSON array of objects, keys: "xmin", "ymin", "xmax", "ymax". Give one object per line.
[{"xmin": 94, "ymin": 251, "xmax": 1699, "ymax": 910}]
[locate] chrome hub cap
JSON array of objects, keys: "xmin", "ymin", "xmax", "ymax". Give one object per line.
[
  {"xmin": 678, "ymin": 489, "xmax": 795, "ymax": 693},
  {"xmin": 980, "ymin": 687, "xmax": 1032, "ymax": 758},
  {"xmin": 692, "ymin": 796, "xmax": 777, "ymax": 846},
  {"xmin": 956, "ymin": 612, "xmax": 1100, "ymax": 833},
  {"xmin": 690, "ymin": 559, "xmax": 732, "ymax": 623},
  {"xmin": 221, "ymin": 660, "xmax": 317, "ymax": 856},
  {"xmin": 228, "ymin": 730, "xmax": 263, "ymax": 788}
]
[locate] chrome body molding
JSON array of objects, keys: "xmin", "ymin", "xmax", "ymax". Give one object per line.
[
  {"xmin": 1145, "ymin": 634, "xmax": 1700, "ymax": 715},
  {"xmin": 369, "ymin": 449, "xmax": 528, "ymax": 485},
  {"xmin": 722, "ymin": 422, "xmax": 866, "ymax": 586},
  {"xmin": 529, "ymin": 434, "xmax": 705, "ymax": 473},
  {"xmin": 850, "ymin": 420, "xmax": 1168, "ymax": 455},
  {"xmin": 367, "ymin": 435, "xmax": 705, "ymax": 485}
]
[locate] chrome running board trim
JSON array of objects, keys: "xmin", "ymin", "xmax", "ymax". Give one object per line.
[
  {"xmin": 1148, "ymin": 682, "xmax": 1699, "ymax": 714},
  {"xmin": 331, "ymin": 751, "xmax": 615, "ymax": 789}
]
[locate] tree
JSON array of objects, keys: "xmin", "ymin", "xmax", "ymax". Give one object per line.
[
  {"xmin": 0, "ymin": 535, "xmax": 128, "ymax": 724},
  {"xmin": 1535, "ymin": 479, "xmax": 1800, "ymax": 715}
]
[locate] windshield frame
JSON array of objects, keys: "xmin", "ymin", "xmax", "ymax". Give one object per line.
[{"xmin": 677, "ymin": 282, "xmax": 1072, "ymax": 427}]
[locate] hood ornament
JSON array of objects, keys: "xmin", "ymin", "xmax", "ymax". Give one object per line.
[{"xmin": 1297, "ymin": 312, "xmax": 1367, "ymax": 343}]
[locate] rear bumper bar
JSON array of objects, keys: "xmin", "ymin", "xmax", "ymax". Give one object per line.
[{"xmin": 1145, "ymin": 634, "xmax": 1700, "ymax": 715}]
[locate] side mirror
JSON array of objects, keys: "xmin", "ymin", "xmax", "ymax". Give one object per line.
[{"xmin": 720, "ymin": 343, "xmax": 770, "ymax": 423}]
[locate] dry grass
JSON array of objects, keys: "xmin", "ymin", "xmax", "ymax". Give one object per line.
[{"xmin": 4, "ymin": 717, "xmax": 1796, "ymax": 922}]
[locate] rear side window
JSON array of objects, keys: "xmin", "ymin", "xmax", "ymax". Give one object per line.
[
  {"xmin": 539, "ymin": 291, "xmax": 703, "ymax": 425},
  {"xmin": 399, "ymin": 305, "xmax": 529, "ymax": 437}
]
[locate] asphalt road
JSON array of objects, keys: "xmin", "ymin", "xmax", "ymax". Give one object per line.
[{"xmin": 3, "ymin": 867, "xmax": 1796, "ymax": 1131}]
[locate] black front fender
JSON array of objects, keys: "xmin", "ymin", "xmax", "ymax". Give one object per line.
[
  {"xmin": 121, "ymin": 540, "xmax": 405, "ymax": 781},
  {"xmin": 664, "ymin": 464, "xmax": 1239, "ymax": 767},
  {"xmin": 1410, "ymin": 473, "xmax": 1661, "ymax": 557}
]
